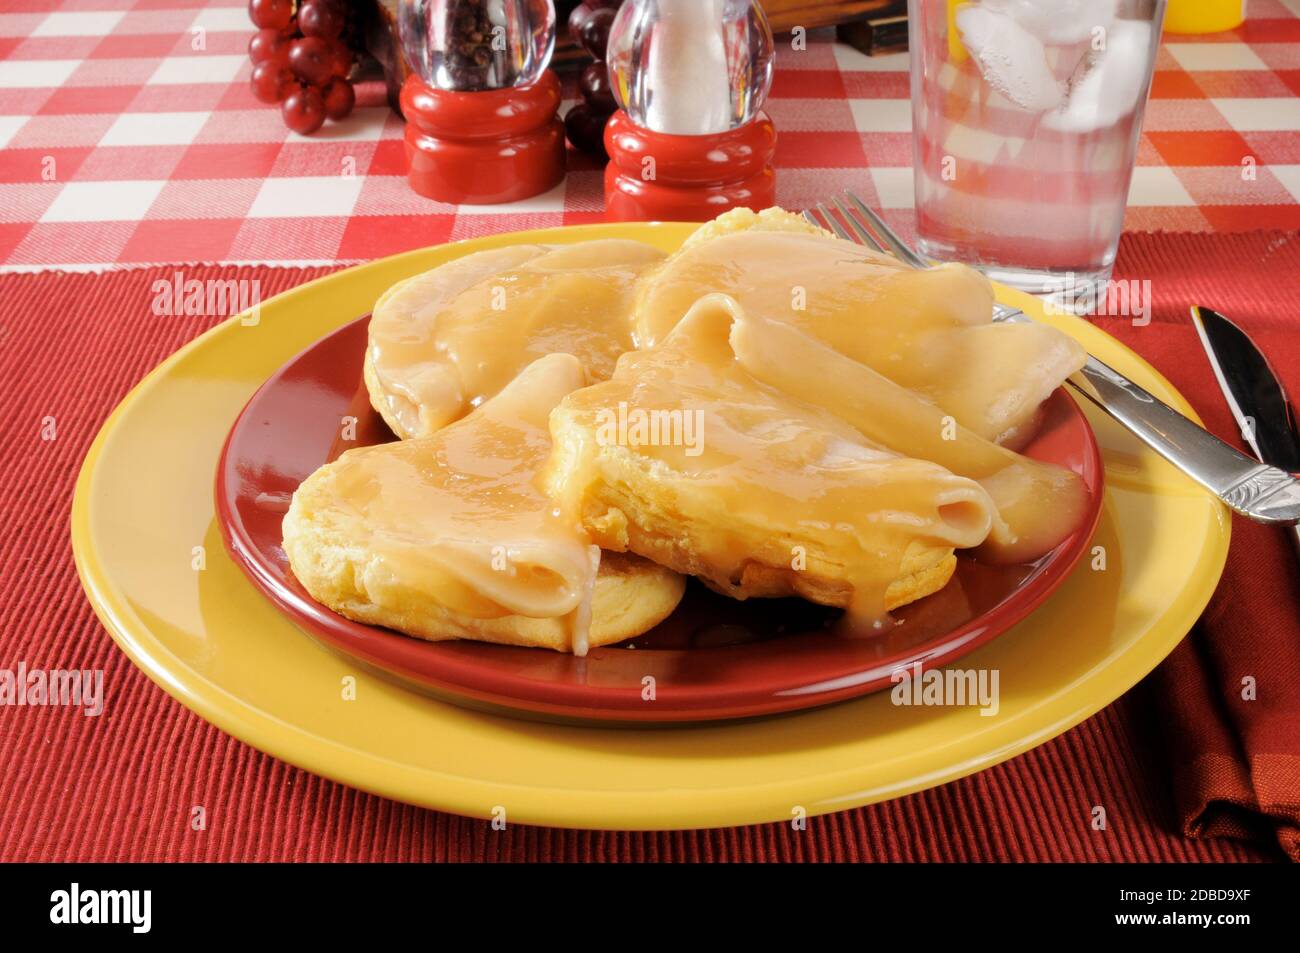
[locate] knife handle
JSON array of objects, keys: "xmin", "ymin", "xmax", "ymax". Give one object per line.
[{"xmin": 1069, "ymin": 355, "xmax": 1300, "ymax": 526}]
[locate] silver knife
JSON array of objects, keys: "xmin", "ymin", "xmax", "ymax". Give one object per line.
[{"xmin": 1192, "ymin": 305, "xmax": 1300, "ymax": 555}]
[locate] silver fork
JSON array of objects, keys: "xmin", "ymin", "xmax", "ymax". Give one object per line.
[{"xmin": 803, "ymin": 193, "xmax": 1300, "ymax": 526}]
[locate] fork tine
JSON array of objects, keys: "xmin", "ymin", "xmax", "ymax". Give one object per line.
[
  {"xmin": 830, "ymin": 195, "xmax": 886, "ymax": 254},
  {"xmin": 800, "ymin": 209, "xmax": 825, "ymax": 232},
  {"xmin": 811, "ymin": 203, "xmax": 854, "ymax": 243},
  {"xmin": 843, "ymin": 192, "xmax": 929, "ymax": 269}
]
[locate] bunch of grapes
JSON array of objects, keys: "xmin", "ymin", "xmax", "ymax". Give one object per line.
[
  {"xmin": 248, "ymin": 0, "xmax": 357, "ymax": 135},
  {"xmin": 564, "ymin": 0, "xmax": 624, "ymax": 157}
]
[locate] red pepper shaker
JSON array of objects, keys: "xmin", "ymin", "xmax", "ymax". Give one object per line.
[
  {"xmin": 398, "ymin": 0, "xmax": 565, "ymax": 204},
  {"xmin": 603, "ymin": 0, "xmax": 777, "ymax": 222}
]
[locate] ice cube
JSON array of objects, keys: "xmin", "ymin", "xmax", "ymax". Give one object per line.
[
  {"xmin": 1044, "ymin": 20, "xmax": 1154, "ymax": 133},
  {"xmin": 956, "ymin": 5, "xmax": 1063, "ymax": 113},
  {"xmin": 983, "ymin": 0, "xmax": 1118, "ymax": 46}
]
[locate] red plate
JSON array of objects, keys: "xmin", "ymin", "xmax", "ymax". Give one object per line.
[{"xmin": 216, "ymin": 316, "xmax": 1104, "ymax": 724}]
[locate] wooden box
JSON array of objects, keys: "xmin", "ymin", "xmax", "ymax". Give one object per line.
[{"xmin": 762, "ymin": 0, "xmax": 906, "ymax": 33}]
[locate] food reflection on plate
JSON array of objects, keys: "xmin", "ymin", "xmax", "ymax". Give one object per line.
[{"xmin": 282, "ymin": 208, "xmax": 1091, "ymax": 656}]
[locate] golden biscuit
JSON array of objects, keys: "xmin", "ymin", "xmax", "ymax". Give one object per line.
[
  {"xmin": 568, "ymin": 461, "xmax": 958, "ymax": 612},
  {"xmin": 634, "ymin": 208, "xmax": 1086, "ymax": 447},
  {"xmin": 545, "ymin": 295, "xmax": 999, "ymax": 622},
  {"xmin": 284, "ymin": 537, "xmax": 685, "ymax": 653},
  {"xmin": 366, "ymin": 239, "xmax": 666, "ymax": 439},
  {"xmin": 726, "ymin": 303, "xmax": 1091, "ymax": 564},
  {"xmin": 286, "ymin": 353, "xmax": 685, "ymax": 654}
]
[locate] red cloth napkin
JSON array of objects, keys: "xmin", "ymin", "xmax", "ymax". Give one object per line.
[
  {"xmin": 0, "ymin": 233, "xmax": 1295, "ymax": 862},
  {"xmin": 1092, "ymin": 231, "xmax": 1300, "ymax": 860}
]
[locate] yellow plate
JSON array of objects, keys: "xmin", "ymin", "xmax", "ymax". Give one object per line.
[{"xmin": 72, "ymin": 222, "xmax": 1230, "ymax": 830}]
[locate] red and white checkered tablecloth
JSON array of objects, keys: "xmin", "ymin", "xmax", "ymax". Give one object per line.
[{"xmin": 1, "ymin": 0, "xmax": 1299, "ymax": 271}]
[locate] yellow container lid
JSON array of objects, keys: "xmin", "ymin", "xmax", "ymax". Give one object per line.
[{"xmin": 1166, "ymin": 0, "xmax": 1246, "ymax": 34}]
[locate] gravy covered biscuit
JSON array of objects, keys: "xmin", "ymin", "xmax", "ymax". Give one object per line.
[
  {"xmin": 544, "ymin": 295, "xmax": 1001, "ymax": 625},
  {"xmin": 635, "ymin": 209, "xmax": 1086, "ymax": 447},
  {"xmin": 366, "ymin": 239, "xmax": 666, "ymax": 440},
  {"xmin": 729, "ymin": 309, "xmax": 1090, "ymax": 565},
  {"xmin": 285, "ymin": 353, "xmax": 685, "ymax": 655}
]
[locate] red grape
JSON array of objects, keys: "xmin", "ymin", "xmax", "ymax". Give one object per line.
[
  {"xmin": 287, "ymin": 36, "xmax": 334, "ymax": 86},
  {"xmin": 298, "ymin": 1, "xmax": 345, "ymax": 40},
  {"xmin": 248, "ymin": 27, "xmax": 291, "ymax": 66},
  {"xmin": 282, "ymin": 85, "xmax": 326, "ymax": 134},
  {"xmin": 580, "ymin": 62, "xmax": 615, "ymax": 113},
  {"xmin": 250, "ymin": 61, "xmax": 293, "ymax": 103},
  {"xmin": 248, "ymin": 0, "xmax": 294, "ymax": 32},
  {"xmin": 564, "ymin": 103, "xmax": 609, "ymax": 156},
  {"xmin": 322, "ymin": 77, "xmax": 354, "ymax": 121},
  {"xmin": 578, "ymin": 7, "xmax": 615, "ymax": 58},
  {"xmin": 567, "ymin": 3, "xmax": 590, "ymax": 42},
  {"xmin": 327, "ymin": 39, "xmax": 354, "ymax": 79}
]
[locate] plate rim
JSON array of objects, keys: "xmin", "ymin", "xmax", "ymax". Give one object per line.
[{"xmin": 71, "ymin": 222, "xmax": 1232, "ymax": 829}]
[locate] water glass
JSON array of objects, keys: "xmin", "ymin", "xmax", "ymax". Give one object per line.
[{"xmin": 908, "ymin": 0, "xmax": 1167, "ymax": 305}]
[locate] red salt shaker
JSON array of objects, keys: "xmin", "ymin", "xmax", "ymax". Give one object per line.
[
  {"xmin": 397, "ymin": 0, "xmax": 564, "ymax": 204},
  {"xmin": 602, "ymin": 0, "xmax": 777, "ymax": 222}
]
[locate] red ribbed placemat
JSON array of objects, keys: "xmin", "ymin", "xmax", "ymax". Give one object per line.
[{"xmin": 2, "ymin": 232, "xmax": 1295, "ymax": 862}]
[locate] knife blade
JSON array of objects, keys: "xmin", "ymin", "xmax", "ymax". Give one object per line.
[{"xmin": 1192, "ymin": 305, "xmax": 1300, "ymax": 556}]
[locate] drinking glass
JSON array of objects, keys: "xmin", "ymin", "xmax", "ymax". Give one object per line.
[{"xmin": 908, "ymin": 0, "xmax": 1167, "ymax": 307}]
